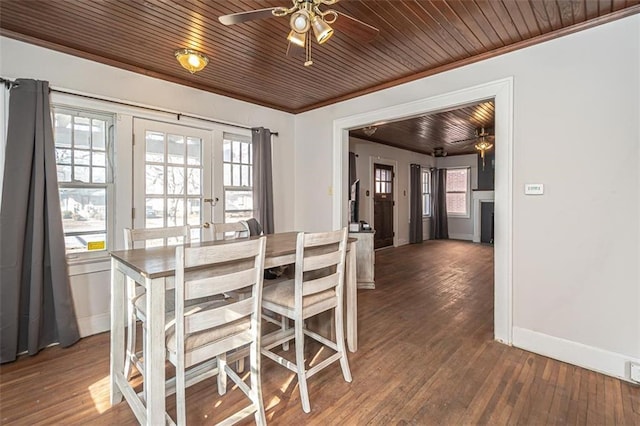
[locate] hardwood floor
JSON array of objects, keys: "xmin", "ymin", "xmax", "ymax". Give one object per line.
[{"xmin": 1, "ymin": 240, "xmax": 638, "ymax": 425}]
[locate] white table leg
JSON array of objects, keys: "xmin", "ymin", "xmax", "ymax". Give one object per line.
[
  {"xmin": 144, "ymin": 276, "xmax": 166, "ymax": 425},
  {"xmin": 346, "ymin": 241, "xmax": 358, "ymax": 352},
  {"xmin": 110, "ymin": 258, "xmax": 125, "ymax": 405}
]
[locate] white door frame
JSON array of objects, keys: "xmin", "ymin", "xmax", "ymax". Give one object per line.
[{"xmin": 332, "ymin": 77, "xmax": 514, "ymax": 345}]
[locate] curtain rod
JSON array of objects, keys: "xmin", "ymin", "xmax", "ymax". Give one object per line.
[{"xmin": 0, "ymin": 77, "xmax": 278, "ymax": 136}]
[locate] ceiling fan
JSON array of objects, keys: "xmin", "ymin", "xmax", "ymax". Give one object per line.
[
  {"xmin": 450, "ymin": 127, "xmax": 495, "ymax": 144},
  {"xmin": 218, "ymin": 0, "xmax": 379, "ymax": 67}
]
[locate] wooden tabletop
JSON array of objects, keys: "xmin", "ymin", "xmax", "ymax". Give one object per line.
[{"xmin": 110, "ymin": 232, "xmax": 299, "ymax": 279}]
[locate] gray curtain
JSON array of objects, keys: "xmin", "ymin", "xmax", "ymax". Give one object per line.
[
  {"xmin": 251, "ymin": 127, "xmax": 274, "ymax": 234},
  {"xmin": 430, "ymin": 168, "xmax": 449, "ymax": 239},
  {"xmin": 0, "ymin": 79, "xmax": 79, "ymax": 363},
  {"xmin": 409, "ymin": 164, "xmax": 423, "ymax": 244}
]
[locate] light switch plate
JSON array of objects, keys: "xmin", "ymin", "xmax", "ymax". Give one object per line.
[{"xmin": 525, "ymin": 183, "xmax": 544, "ymax": 195}]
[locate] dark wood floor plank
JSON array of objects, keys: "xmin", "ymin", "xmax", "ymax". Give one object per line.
[{"xmin": 1, "ymin": 240, "xmax": 638, "ymax": 425}]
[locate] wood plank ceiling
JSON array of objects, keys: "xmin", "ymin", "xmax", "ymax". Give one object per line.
[{"xmin": 1, "ymin": 0, "xmax": 638, "ymax": 155}]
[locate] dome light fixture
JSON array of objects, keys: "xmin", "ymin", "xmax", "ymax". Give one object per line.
[{"xmin": 174, "ymin": 49, "xmax": 209, "ymax": 74}]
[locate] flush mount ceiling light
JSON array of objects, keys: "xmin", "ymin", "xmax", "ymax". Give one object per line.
[{"xmin": 174, "ymin": 48, "xmax": 209, "ymax": 74}]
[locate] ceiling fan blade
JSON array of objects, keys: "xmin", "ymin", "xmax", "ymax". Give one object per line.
[
  {"xmin": 332, "ymin": 12, "xmax": 379, "ymax": 43},
  {"xmin": 219, "ymin": 8, "xmax": 277, "ymax": 26}
]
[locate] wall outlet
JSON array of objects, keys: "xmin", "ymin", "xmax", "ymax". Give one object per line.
[{"xmin": 630, "ymin": 362, "xmax": 640, "ymax": 383}]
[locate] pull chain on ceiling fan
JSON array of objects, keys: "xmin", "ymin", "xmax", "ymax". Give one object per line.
[{"xmin": 219, "ymin": 0, "xmax": 379, "ymax": 67}]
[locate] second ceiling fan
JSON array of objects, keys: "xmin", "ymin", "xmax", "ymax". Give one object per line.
[{"xmin": 219, "ymin": 0, "xmax": 379, "ymax": 67}]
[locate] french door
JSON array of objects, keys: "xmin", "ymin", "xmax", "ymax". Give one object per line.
[{"xmin": 133, "ymin": 118, "xmax": 213, "ymax": 242}]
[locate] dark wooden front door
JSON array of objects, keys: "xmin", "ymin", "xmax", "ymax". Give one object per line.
[{"xmin": 373, "ymin": 163, "xmax": 394, "ymax": 249}]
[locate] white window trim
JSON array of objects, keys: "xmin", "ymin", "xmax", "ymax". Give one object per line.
[
  {"xmin": 52, "ymin": 103, "xmax": 116, "ymax": 263},
  {"xmin": 446, "ymin": 166, "xmax": 471, "ymax": 219}
]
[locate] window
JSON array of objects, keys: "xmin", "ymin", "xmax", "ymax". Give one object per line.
[
  {"xmin": 223, "ymin": 134, "xmax": 253, "ymax": 222},
  {"xmin": 446, "ymin": 168, "xmax": 470, "ymax": 216},
  {"xmin": 422, "ymin": 168, "xmax": 431, "ymax": 216},
  {"xmin": 54, "ymin": 107, "xmax": 114, "ymax": 253}
]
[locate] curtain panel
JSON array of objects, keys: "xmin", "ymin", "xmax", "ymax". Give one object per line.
[
  {"xmin": 251, "ymin": 127, "xmax": 274, "ymax": 234},
  {"xmin": 0, "ymin": 79, "xmax": 79, "ymax": 363},
  {"xmin": 430, "ymin": 168, "xmax": 449, "ymax": 240},
  {"xmin": 409, "ymin": 164, "xmax": 423, "ymax": 244}
]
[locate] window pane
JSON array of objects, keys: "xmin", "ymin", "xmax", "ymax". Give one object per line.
[
  {"xmin": 232, "ymin": 141, "xmax": 241, "ymax": 162},
  {"xmin": 93, "ymin": 167, "xmax": 106, "ymax": 183},
  {"xmin": 225, "ymin": 190, "xmax": 253, "ymax": 211},
  {"xmin": 167, "ymin": 134, "xmax": 184, "ymax": 164},
  {"xmin": 167, "ymin": 167, "xmax": 184, "ymax": 195},
  {"xmin": 59, "ymin": 187, "xmax": 107, "ymax": 253},
  {"xmin": 93, "ymin": 151, "xmax": 106, "ymax": 167},
  {"xmin": 167, "ymin": 198, "xmax": 185, "ymax": 226},
  {"xmin": 223, "ymin": 141, "xmax": 231, "ymax": 162},
  {"xmin": 74, "ymin": 150, "xmax": 90, "ymax": 165},
  {"xmin": 146, "ymin": 165, "xmax": 164, "ymax": 195},
  {"xmin": 54, "ymin": 114, "xmax": 72, "ymax": 147},
  {"xmin": 186, "ymin": 168, "xmax": 201, "ymax": 195},
  {"xmin": 57, "ymin": 165, "xmax": 71, "ymax": 182},
  {"xmin": 56, "ymin": 148, "xmax": 71, "ymax": 165},
  {"xmin": 92, "ymin": 119, "xmax": 106, "ymax": 150},
  {"xmin": 145, "ymin": 198, "xmax": 164, "ymax": 228},
  {"xmin": 232, "ymin": 164, "xmax": 240, "ymax": 186},
  {"xmin": 187, "ymin": 198, "xmax": 201, "ymax": 226},
  {"xmin": 223, "ymin": 163, "xmax": 231, "ymax": 186},
  {"xmin": 241, "ymin": 142, "xmax": 250, "ymax": 164},
  {"xmin": 146, "ymin": 132, "xmax": 164, "ymax": 162},
  {"xmin": 187, "ymin": 137, "xmax": 201, "ymax": 165},
  {"xmin": 74, "ymin": 166, "xmax": 90, "ymax": 183},
  {"xmin": 74, "ymin": 117, "xmax": 91, "ymax": 148},
  {"xmin": 446, "ymin": 169, "xmax": 467, "ymax": 192},
  {"xmin": 446, "ymin": 193, "xmax": 467, "ymax": 215},
  {"xmin": 241, "ymin": 165, "xmax": 250, "ymax": 187}
]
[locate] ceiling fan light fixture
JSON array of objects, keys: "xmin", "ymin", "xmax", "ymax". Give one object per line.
[
  {"xmin": 290, "ymin": 10, "xmax": 311, "ymax": 33},
  {"xmin": 287, "ymin": 30, "xmax": 306, "ymax": 47},
  {"xmin": 311, "ymin": 15, "xmax": 333, "ymax": 44},
  {"xmin": 363, "ymin": 126, "xmax": 377, "ymax": 136},
  {"xmin": 175, "ymin": 48, "xmax": 209, "ymax": 74}
]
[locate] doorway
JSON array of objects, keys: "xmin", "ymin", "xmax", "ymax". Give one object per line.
[
  {"xmin": 373, "ymin": 163, "xmax": 394, "ymax": 249},
  {"xmin": 332, "ymin": 78, "xmax": 514, "ymax": 344}
]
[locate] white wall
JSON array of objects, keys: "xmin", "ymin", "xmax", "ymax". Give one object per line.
[
  {"xmin": 0, "ymin": 37, "xmax": 296, "ymax": 336},
  {"xmin": 349, "ymin": 137, "xmax": 434, "ymax": 245},
  {"xmin": 294, "ymin": 15, "xmax": 640, "ymax": 380}
]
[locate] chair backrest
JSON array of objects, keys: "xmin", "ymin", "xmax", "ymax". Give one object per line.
[
  {"xmin": 294, "ymin": 228, "xmax": 348, "ymax": 315},
  {"xmin": 204, "ymin": 221, "xmax": 250, "ymax": 241},
  {"xmin": 174, "ymin": 237, "xmax": 267, "ymax": 367},
  {"xmin": 124, "ymin": 225, "xmax": 191, "ymax": 249}
]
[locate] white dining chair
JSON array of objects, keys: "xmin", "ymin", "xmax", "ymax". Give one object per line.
[
  {"xmin": 122, "ymin": 225, "xmax": 191, "ymax": 380},
  {"xmin": 204, "ymin": 221, "xmax": 249, "ymax": 241},
  {"xmin": 167, "ymin": 237, "xmax": 267, "ymax": 425},
  {"xmin": 261, "ymin": 228, "xmax": 352, "ymax": 413}
]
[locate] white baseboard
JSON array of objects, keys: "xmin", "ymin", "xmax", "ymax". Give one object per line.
[
  {"xmin": 77, "ymin": 312, "xmax": 110, "ymax": 338},
  {"xmin": 448, "ymin": 233, "xmax": 473, "ymax": 241},
  {"xmin": 513, "ymin": 326, "xmax": 640, "ymax": 383}
]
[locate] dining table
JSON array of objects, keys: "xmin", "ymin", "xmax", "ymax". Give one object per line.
[{"xmin": 109, "ymin": 231, "xmax": 358, "ymax": 425}]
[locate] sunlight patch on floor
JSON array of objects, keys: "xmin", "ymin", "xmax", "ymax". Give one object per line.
[{"xmin": 88, "ymin": 375, "xmax": 112, "ymax": 414}]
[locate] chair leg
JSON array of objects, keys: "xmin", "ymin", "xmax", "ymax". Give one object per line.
[
  {"xmin": 250, "ymin": 342, "xmax": 266, "ymax": 426},
  {"xmin": 124, "ymin": 280, "xmax": 137, "ymax": 379},
  {"xmin": 217, "ymin": 354, "xmax": 227, "ymax": 395},
  {"xmin": 335, "ymin": 304, "xmax": 352, "ymax": 383},
  {"xmin": 176, "ymin": 360, "xmax": 186, "ymax": 426},
  {"xmin": 294, "ymin": 319, "xmax": 311, "ymax": 413}
]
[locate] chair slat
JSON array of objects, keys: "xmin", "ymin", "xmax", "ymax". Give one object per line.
[
  {"xmin": 303, "ymin": 250, "xmax": 341, "ymax": 272},
  {"xmin": 184, "ymin": 239, "xmax": 260, "ymax": 266},
  {"xmin": 185, "ymin": 297, "xmax": 254, "ymax": 334},
  {"xmin": 185, "ymin": 268, "xmax": 258, "ymax": 300},
  {"xmin": 302, "ymin": 273, "xmax": 339, "ymax": 296}
]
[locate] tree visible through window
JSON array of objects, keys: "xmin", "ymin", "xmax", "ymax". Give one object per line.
[
  {"xmin": 223, "ymin": 134, "xmax": 253, "ymax": 222},
  {"xmin": 54, "ymin": 107, "xmax": 114, "ymax": 253},
  {"xmin": 446, "ymin": 168, "xmax": 469, "ymax": 216}
]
